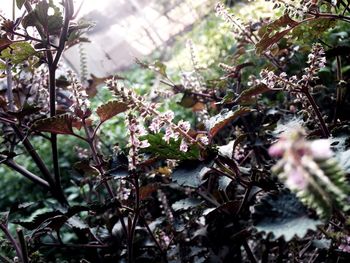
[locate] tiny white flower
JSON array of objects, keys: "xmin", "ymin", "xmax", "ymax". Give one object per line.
[{"xmin": 179, "ymin": 139, "xmax": 189, "ymax": 152}]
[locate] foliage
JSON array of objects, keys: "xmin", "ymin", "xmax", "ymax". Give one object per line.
[{"xmin": 1, "ymin": 0, "xmax": 350, "ymax": 262}]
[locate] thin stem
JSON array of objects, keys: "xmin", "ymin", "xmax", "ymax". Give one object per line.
[
  {"xmin": 46, "ymin": 0, "xmax": 73, "ymax": 207},
  {"xmin": 12, "ymin": 125, "xmax": 68, "ymax": 205},
  {"xmin": 0, "ymin": 223, "xmax": 23, "ymax": 263},
  {"xmin": 16, "ymin": 228, "xmax": 29, "ymax": 263},
  {"xmin": 6, "ymin": 62, "xmax": 14, "ymax": 111},
  {"xmin": 140, "ymin": 216, "xmax": 167, "ymax": 261},
  {"xmin": 4, "ymin": 159, "xmax": 50, "ymax": 189},
  {"xmin": 242, "ymin": 240, "xmax": 257, "ymax": 263},
  {"xmin": 39, "ymin": 242, "xmax": 110, "ymax": 248},
  {"xmin": 128, "ymin": 174, "xmax": 140, "ymax": 263},
  {"xmin": 0, "ymin": 255, "xmax": 12, "ymax": 263},
  {"xmin": 10, "ymin": 31, "xmax": 59, "ymax": 49},
  {"xmin": 82, "ymin": 119, "xmax": 128, "ymax": 237},
  {"xmin": 303, "ymin": 90, "xmax": 330, "ymax": 138},
  {"xmin": 334, "ymin": 56, "xmax": 343, "ymax": 124}
]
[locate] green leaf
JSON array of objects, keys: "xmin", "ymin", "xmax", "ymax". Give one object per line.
[
  {"xmin": 22, "ymin": 11, "xmax": 39, "ymax": 29},
  {"xmin": 153, "ymin": 60, "xmax": 168, "ymax": 78},
  {"xmin": 96, "ymin": 101, "xmax": 128, "ymax": 123},
  {"xmin": 35, "ymin": 0, "xmax": 49, "ymax": 27},
  {"xmin": 205, "ymin": 107, "xmax": 252, "ymax": 138},
  {"xmin": 172, "ymin": 198, "xmax": 201, "ymax": 211},
  {"xmin": 178, "ymin": 93, "xmax": 197, "ymax": 108},
  {"xmin": 16, "ymin": 0, "xmax": 26, "ymax": 9},
  {"xmin": 15, "ymin": 206, "xmax": 89, "ymax": 230},
  {"xmin": 1, "ymin": 42, "xmax": 36, "ymax": 64},
  {"xmin": 172, "ymin": 160, "xmax": 209, "ymax": 188},
  {"xmin": 48, "ymin": 14, "xmax": 63, "ymax": 34},
  {"xmin": 32, "ymin": 114, "xmax": 77, "ymax": 135},
  {"xmin": 140, "ymin": 133, "xmax": 200, "ymax": 160},
  {"xmin": 252, "ymin": 190, "xmax": 321, "ymax": 241}
]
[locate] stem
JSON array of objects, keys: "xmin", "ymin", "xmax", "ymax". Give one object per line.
[
  {"xmin": 0, "ymin": 223, "xmax": 23, "ymax": 263},
  {"xmin": 6, "ymin": 62, "xmax": 14, "ymax": 111},
  {"xmin": 242, "ymin": 240, "xmax": 257, "ymax": 263},
  {"xmin": 0, "ymin": 255, "xmax": 12, "ymax": 263},
  {"xmin": 334, "ymin": 56, "xmax": 343, "ymax": 124},
  {"xmin": 46, "ymin": 0, "xmax": 73, "ymax": 207},
  {"xmin": 303, "ymin": 90, "xmax": 330, "ymax": 138},
  {"xmin": 128, "ymin": 174, "xmax": 141, "ymax": 263},
  {"xmin": 4, "ymin": 159, "xmax": 50, "ymax": 189},
  {"xmin": 39, "ymin": 242, "xmax": 110, "ymax": 248},
  {"xmin": 140, "ymin": 216, "xmax": 167, "ymax": 261},
  {"xmin": 16, "ymin": 228, "xmax": 29, "ymax": 263},
  {"xmin": 12, "ymin": 125, "xmax": 68, "ymax": 205},
  {"xmin": 10, "ymin": 31, "xmax": 59, "ymax": 49},
  {"xmin": 82, "ymin": 119, "xmax": 128, "ymax": 236}
]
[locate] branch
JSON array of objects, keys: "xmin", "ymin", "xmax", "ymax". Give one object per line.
[
  {"xmin": 0, "ymin": 223, "xmax": 23, "ymax": 263},
  {"xmin": 4, "ymin": 159, "xmax": 50, "ymax": 189}
]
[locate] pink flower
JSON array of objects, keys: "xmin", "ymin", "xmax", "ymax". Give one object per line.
[
  {"xmin": 339, "ymin": 236, "xmax": 350, "ymax": 253},
  {"xmin": 178, "ymin": 120, "xmax": 191, "ymax": 133},
  {"xmin": 309, "ymin": 139, "xmax": 333, "ymax": 160},
  {"xmin": 139, "ymin": 140, "xmax": 150, "ymax": 148},
  {"xmin": 163, "ymin": 127, "xmax": 179, "ymax": 143},
  {"xmin": 162, "ymin": 110, "xmax": 175, "ymax": 122},
  {"xmin": 198, "ymin": 136, "xmax": 209, "ymax": 145},
  {"xmin": 268, "ymin": 140, "xmax": 286, "ymax": 157},
  {"xmin": 180, "ymin": 139, "xmax": 189, "ymax": 152},
  {"xmin": 149, "ymin": 117, "xmax": 163, "ymax": 133},
  {"xmin": 286, "ymin": 167, "xmax": 308, "ymax": 190}
]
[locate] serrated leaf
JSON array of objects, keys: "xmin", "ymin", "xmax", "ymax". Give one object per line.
[
  {"xmin": 96, "ymin": 101, "xmax": 128, "ymax": 123},
  {"xmin": 48, "ymin": 14, "xmax": 63, "ymax": 34},
  {"xmin": 67, "ymin": 216, "xmax": 89, "ymax": 230},
  {"xmin": 172, "ymin": 198, "xmax": 201, "ymax": 211},
  {"xmin": 235, "ymin": 83, "xmax": 270, "ymax": 104},
  {"xmin": 7, "ymin": 104, "xmax": 41, "ymax": 120},
  {"xmin": 22, "ymin": 11, "xmax": 38, "ymax": 29},
  {"xmin": 35, "ymin": 0, "xmax": 49, "ymax": 27},
  {"xmin": 253, "ymin": 190, "xmax": 321, "ymax": 241},
  {"xmin": 15, "ymin": 206, "xmax": 89, "ymax": 231},
  {"xmin": 256, "ymin": 29, "xmax": 292, "ymax": 55},
  {"xmin": 256, "ymin": 14, "xmax": 299, "ymax": 55},
  {"xmin": 73, "ymin": 160, "xmax": 99, "ymax": 177},
  {"xmin": 140, "ymin": 133, "xmax": 200, "ymax": 160},
  {"xmin": 32, "ymin": 114, "xmax": 77, "ymax": 135},
  {"xmin": 1, "ymin": 42, "xmax": 36, "ymax": 64},
  {"xmin": 16, "ymin": 211, "xmax": 62, "ymax": 230},
  {"xmin": 172, "ymin": 160, "xmax": 209, "ymax": 188},
  {"xmin": 205, "ymin": 107, "xmax": 252, "ymax": 138}
]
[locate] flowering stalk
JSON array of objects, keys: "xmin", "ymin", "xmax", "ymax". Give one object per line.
[
  {"xmin": 269, "ymin": 128, "xmax": 348, "ymax": 217},
  {"xmin": 260, "ymin": 43, "xmax": 330, "ymax": 138},
  {"xmin": 106, "ymin": 79, "xmax": 208, "ymax": 151}
]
